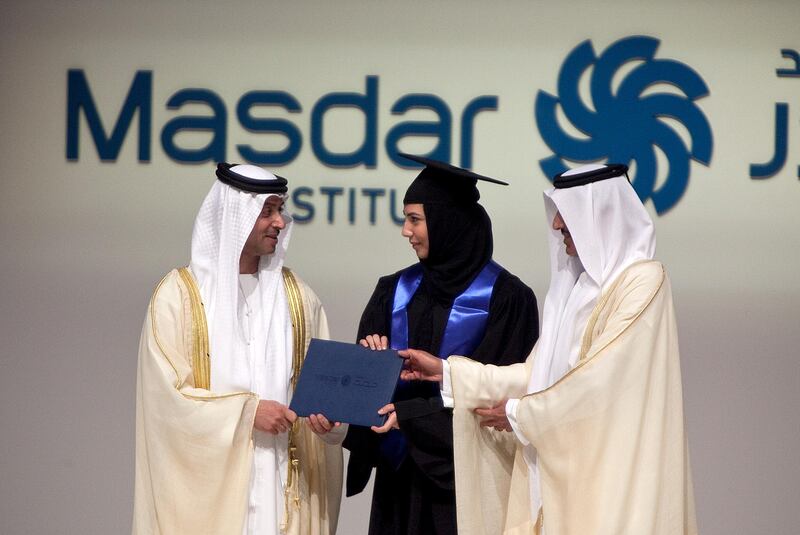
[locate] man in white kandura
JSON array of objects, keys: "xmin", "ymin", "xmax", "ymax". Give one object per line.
[
  {"xmin": 133, "ymin": 163, "xmax": 343, "ymax": 535},
  {"xmin": 401, "ymin": 163, "xmax": 697, "ymax": 535}
]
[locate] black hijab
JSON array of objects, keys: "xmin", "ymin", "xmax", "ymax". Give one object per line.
[{"xmin": 402, "ymin": 161, "xmax": 496, "ymax": 305}]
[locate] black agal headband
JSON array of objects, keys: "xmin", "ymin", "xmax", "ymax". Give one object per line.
[
  {"xmin": 215, "ymin": 162, "xmax": 288, "ymax": 194},
  {"xmin": 553, "ymin": 164, "xmax": 629, "ymax": 189}
]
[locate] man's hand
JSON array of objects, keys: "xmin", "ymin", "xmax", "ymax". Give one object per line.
[
  {"xmin": 474, "ymin": 400, "xmax": 512, "ymax": 432},
  {"xmin": 254, "ymin": 400, "xmax": 297, "ymax": 434},
  {"xmin": 359, "ymin": 333, "xmax": 388, "ymax": 350},
  {"xmin": 398, "ymin": 349, "xmax": 443, "ymax": 382},
  {"xmin": 370, "ymin": 403, "xmax": 399, "ymax": 434},
  {"xmin": 306, "ymin": 413, "xmax": 341, "ymax": 436}
]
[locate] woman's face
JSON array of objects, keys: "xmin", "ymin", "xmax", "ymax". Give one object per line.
[{"xmin": 401, "ymin": 203, "xmax": 429, "ymax": 259}]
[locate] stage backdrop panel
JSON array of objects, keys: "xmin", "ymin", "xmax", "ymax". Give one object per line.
[{"xmin": 1, "ymin": 1, "xmax": 799, "ymax": 534}]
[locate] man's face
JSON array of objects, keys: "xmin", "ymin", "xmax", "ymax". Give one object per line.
[
  {"xmin": 242, "ymin": 196, "xmax": 286, "ymax": 257},
  {"xmin": 552, "ymin": 211, "xmax": 578, "ymax": 257},
  {"xmin": 401, "ymin": 203, "xmax": 430, "ymax": 260}
]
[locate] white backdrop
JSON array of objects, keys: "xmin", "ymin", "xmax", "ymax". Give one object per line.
[{"xmin": 1, "ymin": 1, "xmax": 799, "ymax": 534}]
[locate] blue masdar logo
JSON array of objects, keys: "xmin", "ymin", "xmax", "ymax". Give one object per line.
[{"xmin": 536, "ymin": 36, "xmax": 713, "ymax": 214}]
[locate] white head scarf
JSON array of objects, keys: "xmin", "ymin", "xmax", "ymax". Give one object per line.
[
  {"xmin": 524, "ymin": 164, "xmax": 656, "ymax": 519},
  {"xmin": 189, "ymin": 165, "xmax": 294, "ymax": 400}
]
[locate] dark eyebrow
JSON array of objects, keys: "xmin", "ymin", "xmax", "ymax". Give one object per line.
[{"xmin": 263, "ymin": 199, "xmax": 284, "ymax": 210}]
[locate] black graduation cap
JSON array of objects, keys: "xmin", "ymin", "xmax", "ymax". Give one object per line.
[
  {"xmin": 553, "ymin": 163, "xmax": 629, "ymax": 189},
  {"xmin": 399, "ymin": 153, "xmax": 508, "ymax": 206},
  {"xmin": 215, "ymin": 162, "xmax": 288, "ymax": 194}
]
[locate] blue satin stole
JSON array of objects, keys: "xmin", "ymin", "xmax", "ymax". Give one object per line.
[{"xmin": 380, "ymin": 260, "xmax": 502, "ymax": 468}]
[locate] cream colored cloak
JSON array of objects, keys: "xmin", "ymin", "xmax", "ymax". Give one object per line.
[
  {"xmin": 450, "ymin": 261, "xmax": 697, "ymax": 535},
  {"xmin": 133, "ymin": 268, "xmax": 342, "ymax": 535}
]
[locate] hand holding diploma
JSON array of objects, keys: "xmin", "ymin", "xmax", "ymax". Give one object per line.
[
  {"xmin": 306, "ymin": 413, "xmax": 342, "ymax": 435},
  {"xmin": 360, "ymin": 333, "xmax": 389, "ymax": 351},
  {"xmin": 370, "ymin": 403, "xmax": 399, "ymax": 434},
  {"xmin": 398, "ymin": 348, "xmax": 443, "ymax": 382}
]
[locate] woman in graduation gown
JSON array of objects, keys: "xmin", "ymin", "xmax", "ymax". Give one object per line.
[{"xmin": 343, "ymin": 154, "xmax": 540, "ymax": 535}]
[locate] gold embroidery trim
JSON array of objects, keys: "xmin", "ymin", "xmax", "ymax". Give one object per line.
[
  {"xmin": 178, "ymin": 267, "xmax": 211, "ymax": 390},
  {"xmin": 282, "ymin": 267, "xmax": 307, "ymax": 391},
  {"xmin": 280, "ymin": 267, "xmax": 306, "ymax": 532},
  {"xmin": 535, "ymin": 507, "xmax": 544, "ymax": 535},
  {"xmin": 149, "ymin": 270, "xmax": 254, "ymax": 401}
]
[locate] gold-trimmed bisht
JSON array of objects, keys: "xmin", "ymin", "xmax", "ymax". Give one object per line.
[
  {"xmin": 178, "ymin": 267, "xmax": 211, "ymax": 390},
  {"xmin": 177, "ymin": 265, "xmax": 308, "ymax": 531},
  {"xmin": 280, "ymin": 267, "xmax": 306, "ymax": 533}
]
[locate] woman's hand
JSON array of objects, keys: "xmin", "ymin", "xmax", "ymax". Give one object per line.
[
  {"xmin": 359, "ymin": 334, "xmax": 388, "ymax": 350},
  {"xmin": 370, "ymin": 403, "xmax": 399, "ymax": 433}
]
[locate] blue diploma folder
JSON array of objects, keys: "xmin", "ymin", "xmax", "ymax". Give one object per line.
[{"xmin": 289, "ymin": 338, "xmax": 403, "ymax": 428}]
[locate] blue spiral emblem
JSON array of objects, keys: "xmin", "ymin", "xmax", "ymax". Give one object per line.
[{"xmin": 535, "ymin": 36, "xmax": 713, "ymax": 214}]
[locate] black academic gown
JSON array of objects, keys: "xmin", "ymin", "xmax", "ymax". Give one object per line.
[{"xmin": 344, "ymin": 266, "xmax": 539, "ymax": 535}]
